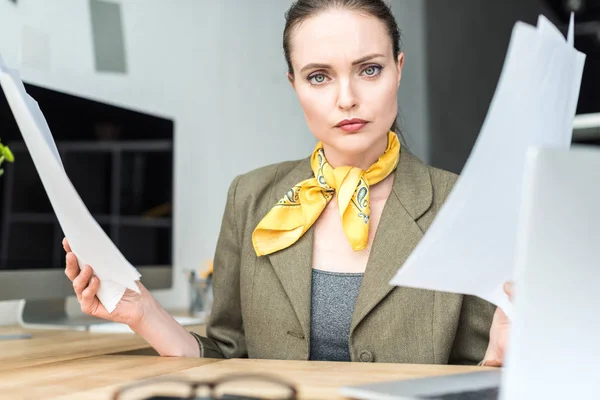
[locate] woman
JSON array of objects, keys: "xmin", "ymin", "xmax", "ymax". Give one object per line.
[{"xmin": 64, "ymin": 0, "xmax": 511, "ymax": 365}]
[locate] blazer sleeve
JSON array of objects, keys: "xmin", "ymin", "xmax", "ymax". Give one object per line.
[
  {"xmin": 448, "ymin": 295, "xmax": 496, "ymax": 365},
  {"xmin": 191, "ymin": 175, "xmax": 248, "ymax": 358},
  {"xmin": 431, "ymin": 169, "xmax": 495, "ymax": 365}
]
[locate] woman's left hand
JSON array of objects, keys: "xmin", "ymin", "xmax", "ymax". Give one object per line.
[{"xmin": 482, "ymin": 282, "xmax": 513, "ymax": 367}]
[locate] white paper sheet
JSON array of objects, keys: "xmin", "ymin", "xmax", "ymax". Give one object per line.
[
  {"xmin": 390, "ymin": 15, "xmax": 586, "ymax": 319},
  {"xmin": 0, "ymin": 56, "xmax": 141, "ymax": 313}
]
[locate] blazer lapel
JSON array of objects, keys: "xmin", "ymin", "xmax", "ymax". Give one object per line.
[
  {"xmin": 265, "ymin": 158, "xmax": 314, "ymax": 340},
  {"xmin": 350, "ymin": 149, "xmax": 433, "ymax": 334},
  {"xmin": 261, "ymin": 150, "xmax": 434, "ymax": 339}
]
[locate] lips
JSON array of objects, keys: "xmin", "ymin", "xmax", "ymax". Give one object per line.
[{"xmin": 336, "ymin": 118, "xmax": 368, "ymax": 133}]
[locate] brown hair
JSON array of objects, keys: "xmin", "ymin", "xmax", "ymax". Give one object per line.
[{"xmin": 283, "ymin": 0, "xmax": 404, "ymax": 138}]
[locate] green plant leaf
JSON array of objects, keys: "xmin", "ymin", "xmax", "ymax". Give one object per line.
[{"xmin": 2, "ymin": 145, "xmax": 14, "ymax": 162}]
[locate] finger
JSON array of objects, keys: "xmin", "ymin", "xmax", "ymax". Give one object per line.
[
  {"xmin": 482, "ymin": 359, "xmax": 502, "ymax": 368},
  {"xmin": 504, "ymin": 282, "xmax": 514, "ymax": 300},
  {"xmin": 72, "ymin": 265, "xmax": 93, "ymax": 300},
  {"xmin": 62, "ymin": 237, "xmax": 72, "ymax": 253},
  {"xmin": 80, "ymin": 276, "xmax": 100, "ymax": 314},
  {"xmin": 64, "ymin": 252, "xmax": 80, "ymax": 282}
]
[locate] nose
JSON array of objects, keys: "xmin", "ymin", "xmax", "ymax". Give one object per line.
[{"xmin": 337, "ymin": 78, "xmax": 358, "ymax": 111}]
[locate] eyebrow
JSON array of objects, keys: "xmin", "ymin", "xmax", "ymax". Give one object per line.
[{"xmin": 299, "ymin": 53, "xmax": 385, "ymax": 74}]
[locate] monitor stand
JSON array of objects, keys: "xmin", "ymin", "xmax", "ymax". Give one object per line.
[{"xmin": 17, "ymin": 298, "xmax": 110, "ymax": 331}]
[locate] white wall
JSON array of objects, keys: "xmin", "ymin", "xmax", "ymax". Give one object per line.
[
  {"xmin": 0, "ymin": 0, "xmax": 427, "ymax": 325},
  {"xmin": 0, "ymin": 0, "xmax": 314, "ymax": 324}
]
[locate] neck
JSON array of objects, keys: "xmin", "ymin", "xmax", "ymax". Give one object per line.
[{"xmin": 322, "ymin": 134, "xmax": 389, "ymax": 171}]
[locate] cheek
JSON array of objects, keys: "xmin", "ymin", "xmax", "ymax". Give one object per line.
[
  {"xmin": 359, "ymin": 75, "xmax": 398, "ymax": 118},
  {"xmin": 296, "ymin": 86, "xmax": 333, "ymax": 127},
  {"xmin": 383, "ymin": 83, "xmax": 399, "ymax": 121}
]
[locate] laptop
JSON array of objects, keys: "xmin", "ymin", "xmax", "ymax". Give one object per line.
[{"xmin": 340, "ymin": 147, "xmax": 600, "ymax": 399}]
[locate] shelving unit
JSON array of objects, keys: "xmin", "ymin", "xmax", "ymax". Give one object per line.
[
  {"xmin": 573, "ymin": 112, "xmax": 600, "ymax": 143},
  {"xmin": 0, "ymin": 139, "xmax": 173, "ymax": 270}
]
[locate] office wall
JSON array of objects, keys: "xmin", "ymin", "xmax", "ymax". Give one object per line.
[
  {"xmin": 425, "ymin": 0, "xmax": 547, "ymax": 173},
  {"xmin": 0, "ymin": 0, "xmax": 429, "ymax": 325},
  {"xmin": 390, "ymin": 0, "xmax": 429, "ymax": 162},
  {"xmin": 0, "ymin": 0, "xmax": 313, "ymax": 324}
]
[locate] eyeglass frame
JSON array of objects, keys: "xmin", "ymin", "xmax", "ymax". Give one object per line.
[{"xmin": 111, "ymin": 372, "xmax": 299, "ymax": 400}]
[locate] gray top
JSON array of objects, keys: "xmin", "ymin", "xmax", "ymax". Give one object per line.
[{"xmin": 309, "ymin": 269, "xmax": 363, "ymax": 362}]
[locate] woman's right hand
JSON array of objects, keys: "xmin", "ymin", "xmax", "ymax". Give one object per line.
[
  {"xmin": 63, "ymin": 237, "xmax": 147, "ymax": 328},
  {"xmin": 64, "ymin": 238, "xmax": 201, "ymax": 357}
]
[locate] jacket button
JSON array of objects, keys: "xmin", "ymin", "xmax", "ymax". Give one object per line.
[{"xmin": 359, "ymin": 350, "xmax": 373, "ymax": 362}]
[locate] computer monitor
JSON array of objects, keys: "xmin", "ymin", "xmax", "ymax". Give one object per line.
[{"xmin": 0, "ymin": 81, "xmax": 174, "ymax": 329}]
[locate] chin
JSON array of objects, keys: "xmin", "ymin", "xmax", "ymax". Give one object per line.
[{"xmin": 326, "ymin": 131, "xmax": 380, "ymax": 155}]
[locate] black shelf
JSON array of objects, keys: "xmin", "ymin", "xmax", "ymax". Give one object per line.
[
  {"xmin": 0, "ymin": 140, "xmax": 173, "ymax": 270},
  {"xmin": 8, "ymin": 213, "xmax": 172, "ymax": 228},
  {"xmin": 573, "ymin": 113, "xmax": 600, "ymax": 145}
]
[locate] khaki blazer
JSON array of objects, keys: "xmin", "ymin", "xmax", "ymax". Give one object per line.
[{"xmin": 195, "ymin": 147, "xmax": 496, "ymax": 364}]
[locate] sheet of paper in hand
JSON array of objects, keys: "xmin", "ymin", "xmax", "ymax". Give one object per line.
[
  {"xmin": 390, "ymin": 14, "xmax": 586, "ymax": 319},
  {"xmin": 0, "ymin": 56, "xmax": 141, "ymax": 313}
]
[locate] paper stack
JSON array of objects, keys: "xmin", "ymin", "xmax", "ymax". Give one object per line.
[
  {"xmin": 390, "ymin": 15, "xmax": 586, "ymax": 318},
  {"xmin": 0, "ymin": 57, "xmax": 141, "ymax": 313}
]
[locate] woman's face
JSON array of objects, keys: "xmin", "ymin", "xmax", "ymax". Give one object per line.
[{"xmin": 288, "ymin": 9, "xmax": 403, "ymax": 164}]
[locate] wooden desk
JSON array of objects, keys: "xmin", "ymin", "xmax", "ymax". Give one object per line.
[
  {"xmin": 0, "ymin": 325, "xmax": 490, "ymax": 400},
  {"xmin": 0, "ymin": 324, "xmax": 206, "ymax": 371}
]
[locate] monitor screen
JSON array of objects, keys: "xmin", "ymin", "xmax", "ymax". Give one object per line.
[{"xmin": 0, "ymin": 82, "xmax": 174, "ymax": 272}]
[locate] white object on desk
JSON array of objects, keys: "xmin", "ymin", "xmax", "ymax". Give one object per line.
[
  {"xmin": 88, "ymin": 315, "xmax": 204, "ymax": 333},
  {"xmin": 501, "ymin": 146, "xmax": 600, "ymax": 399}
]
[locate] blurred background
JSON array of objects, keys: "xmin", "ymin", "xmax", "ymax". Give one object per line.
[{"xmin": 0, "ymin": 0, "xmax": 598, "ymax": 326}]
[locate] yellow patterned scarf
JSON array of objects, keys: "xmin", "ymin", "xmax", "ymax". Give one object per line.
[{"xmin": 252, "ymin": 131, "xmax": 400, "ymax": 256}]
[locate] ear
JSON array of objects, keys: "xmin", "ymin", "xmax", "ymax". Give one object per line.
[
  {"xmin": 287, "ymin": 72, "xmax": 296, "ymax": 89},
  {"xmin": 396, "ymin": 52, "xmax": 404, "ymax": 89}
]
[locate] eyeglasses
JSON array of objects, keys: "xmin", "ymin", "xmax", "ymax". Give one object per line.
[{"xmin": 112, "ymin": 373, "xmax": 298, "ymax": 400}]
